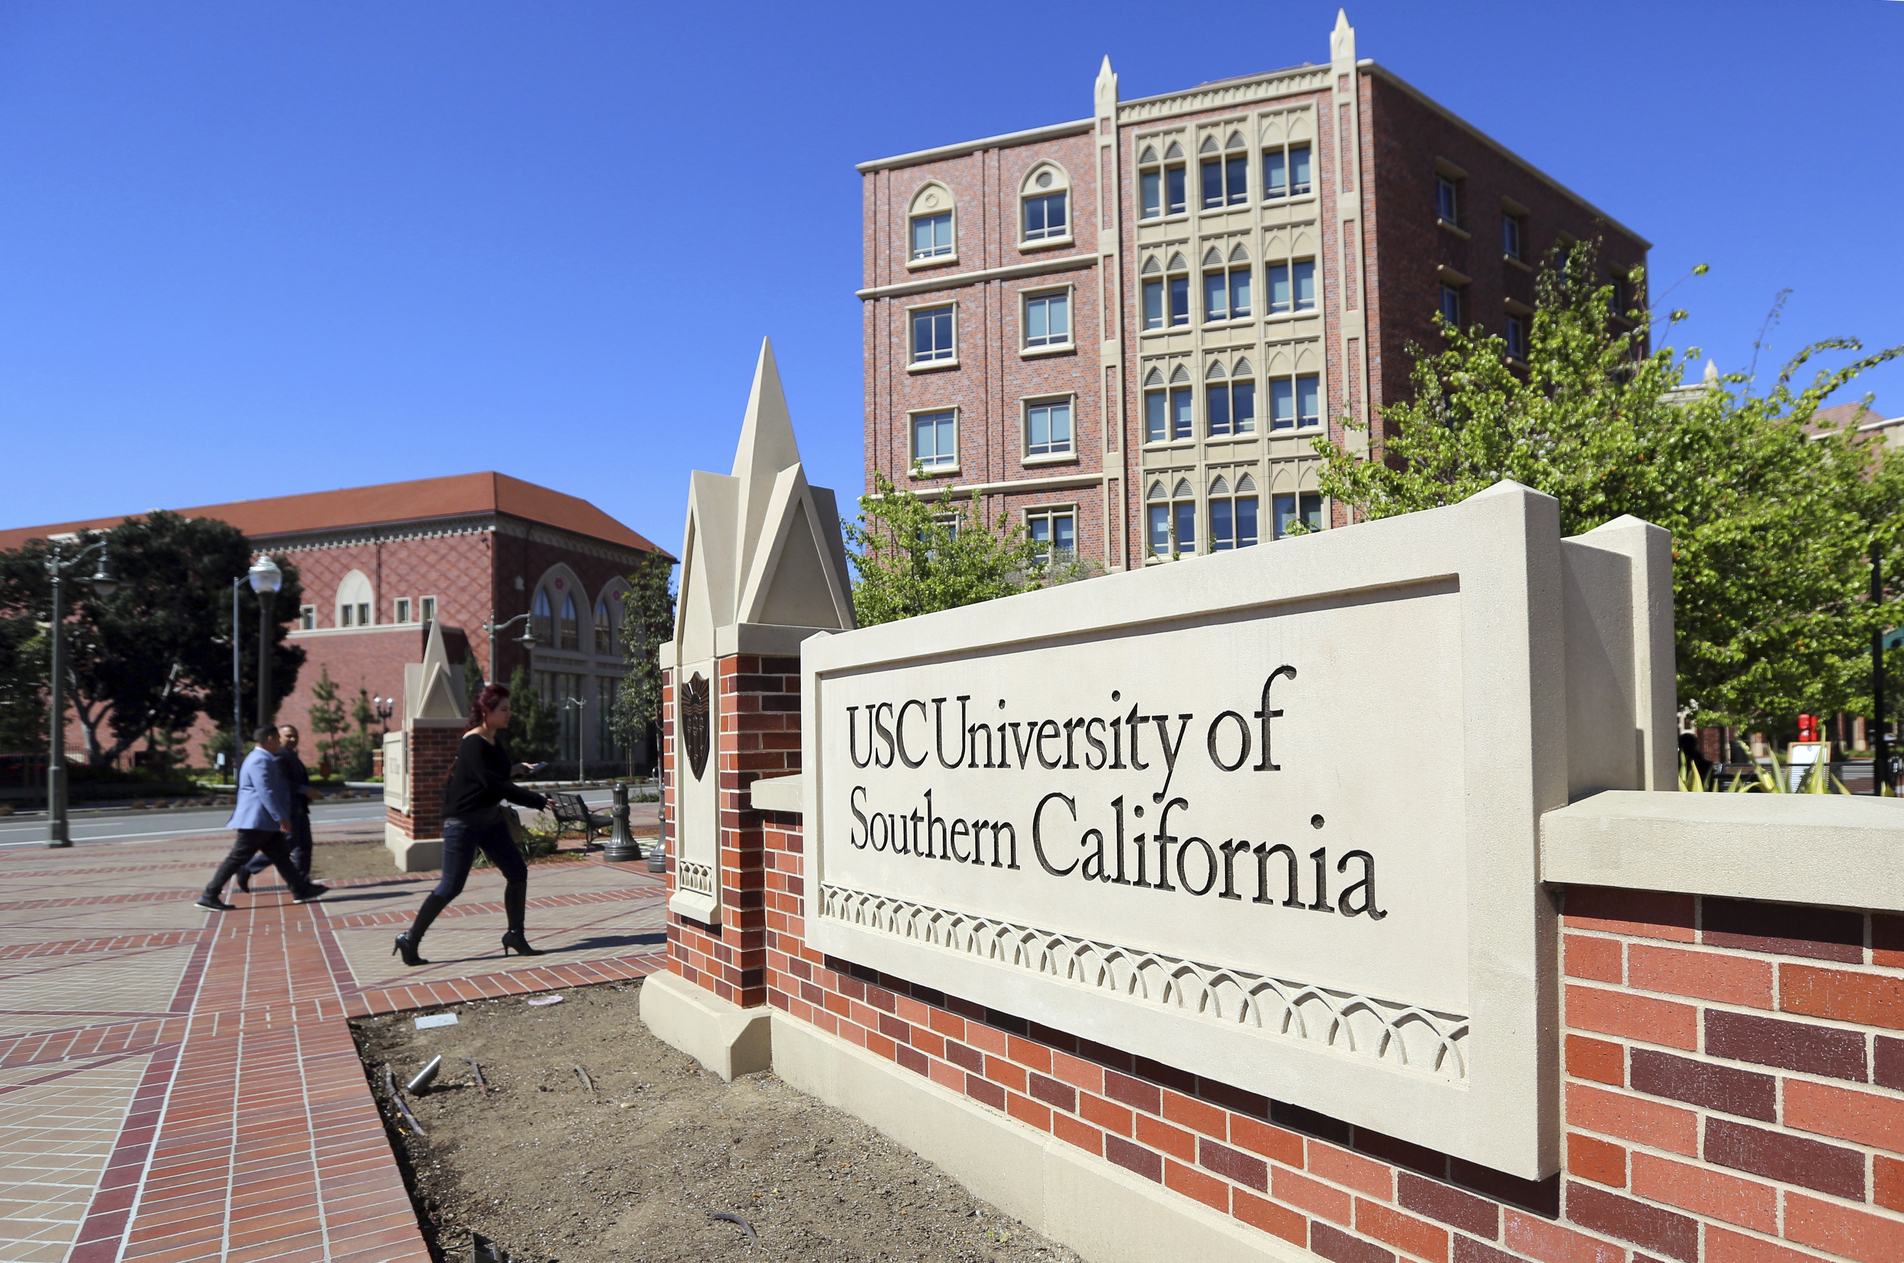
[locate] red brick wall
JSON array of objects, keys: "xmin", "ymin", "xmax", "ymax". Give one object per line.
[
  {"xmin": 663, "ymin": 648, "xmax": 1904, "ymax": 1263},
  {"xmin": 391, "ymin": 725, "xmax": 459, "ymax": 841},
  {"xmin": 666, "ymin": 655, "xmax": 801, "ymax": 1010}
]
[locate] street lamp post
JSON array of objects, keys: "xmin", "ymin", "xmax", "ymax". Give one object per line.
[
  {"xmin": 44, "ymin": 539, "xmax": 118, "ymax": 848},
  {"xmin": 480, "ymin": 611, "xmax": 538, "ymax": 686},
  {"xmin": 249, "ymin": 557, "xmax": 282, "ymax": 729}
]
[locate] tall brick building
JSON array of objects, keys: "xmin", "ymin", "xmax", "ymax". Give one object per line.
[
  {"xmin": 858, "ymin": 11, "xmax": 1649, "ymax": 569},
  {"xmin": 0, "ymin": 473, "xmax": 670, "ymax": 770}
]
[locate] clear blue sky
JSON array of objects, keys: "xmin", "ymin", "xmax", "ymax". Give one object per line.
[{"xmin": 2, "ymin": 1, "xmax": 1899, "ymax": 559}]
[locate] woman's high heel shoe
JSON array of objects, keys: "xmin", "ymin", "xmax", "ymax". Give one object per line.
[
  {"xmin": 500, "ymin": 930, "xmax": 543, "ymax": 957},
  {"xmin": 392, "ymin": 933, "xmax": 429, "ymax": 967}
]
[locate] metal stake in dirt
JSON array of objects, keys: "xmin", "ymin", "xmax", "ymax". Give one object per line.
[{"xmin": 604, "ymin": 779, "xmax": 643, "ymax": 863}]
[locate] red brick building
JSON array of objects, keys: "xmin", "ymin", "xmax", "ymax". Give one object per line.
[
  {"xmin": 0, "ymin": 473, "xmax": 670, "ymax": 771},
  {"xmin": 859, "ymin": 12, "xmax": 1649, "ymax": 570}
]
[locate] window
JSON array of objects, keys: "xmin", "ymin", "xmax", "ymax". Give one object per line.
[
  {"xmin": 1269, "ymin": 374, "xmax": 1321, "ymax": 430},
  {"xmin": 558, "ymin": 594, "xmax": 579, "ymax": 651},
  {"xmin": 394, "ymin": 597, "xmax": 412, "ymax": 623},
  {"xmin": 1436, "ymin": 174, "xmax": 1460, "ymax": 225},
  {"xmin": 1609, "ymin": 271, "xmax": 1630, "ymax": 320},
  {"xmin": 1025, "ymin": 399, "xmax": 1073, "ymax": 458},
  {"xmin": 1199, "ymin": 138, "xmax": 1248, "ymax": 208},
  {"xmin": 1143, "ymin": 277, "xmax": 1164, "ymax": 329},
  {"xmin": 1023, "ymin": 177, "xmax": 1067, "ymax": 241},
  {"xmin": 1145, "ymin": 479, "xmax": 1198, "ymax": 558},
  {"xmin": 339, "ymin": 601, "xmax": 370, "ymax": 627},
  {"xmin": 912, "ymin": 410, "xmax": 957, "ymax": 469},
  {"xmin": 911, "ymin": 306, "xmax": 955, "ymax": 363},
  {"xmin": 532, "ymin": 587, "xmax": 554, "ymax": 644},
  {"xmin": 1203, "ymin": 259, "xmax": 1251, "ymax": 321},
  {"xmin": 595, "ymin": 598, "xmax": 615, "ymax": 655},
  {"xmin": 299, "ymin": 605, "xmax": 315, "ymax": 631},
  {"xmin": 335, "ymin": 569, "xmax": 373, "ymax": 631},
  {"xmin": 911, "ymin": 211, "xmax": 952, "ymax": 260},
  {"xmin": 1206, "ymin": 367, "xmax": 1256, "ymax": 436},
  {"xmin": 1145, "ymin": 383, "xmax": 1167, "ymax": 442},
  {"xmin": 1165, "ymin": 163, "xmax": 1186, "ymax": 215},
  {"xmin": 1175, "ymin": 498, "xmax": 1197, "ymax": 554},
  {"xmin": 1024, "ymin": 291, "xmax": 1070, "ymax": 348},
  {"xmin": 1263, "ymin": 144, "xmax": 1311, "ymax": 199},
  {"xmin": 1145, "ymin": 258, "xmax": 1190, "ymax": 329},
  {"xmin": 1439, "ymin": 283, "xmax": 1463, "ymax": 327},
  {"xmin": 1026, "ymin": 509, "xmax": 1075, "ymax": 566},
  {"xmin": 420, "ymin": 596, "xmax": 436, "ymax": 623},
  {"xmin": 597, "ymin": 676, "xmax": 619, "ymax": 760},
  {"xmin": 1266, "ymin": 260, "xmax": 1314, "ymax": 315},
  {"xmin": 1138, "ymin": 143, "xmax": 1186, "ymax": 218},
  {"xmin": 1502, "ymin": 214, "xmax": 1523, "ymax": 262},
  {"xmin": 1171, "ymin": 383, "xmax": 1193, "ymax": 440},
  {"xmin": 1208, "ymin": 475, "xmax": 1260, "ymax": 550},
  {"xmin": 1506, "ymin": 313, "xmax": 1528, "ymax": 361},
  {"xmin": 1168, "ymin": 265, "xmax": 1190, "ymax": 326},
  {"xmin": 1273, "ymin": 492, "xmax": 1325, "ymax": 539}
]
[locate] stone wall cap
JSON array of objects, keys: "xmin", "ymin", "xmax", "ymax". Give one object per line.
[
  {"xmin": 749, "ymin": 773, "xmax": 804, "ymax": 814},
  {"xmin": 1541, "ymin": 789, "xmax": 1904, "ymax": 911}
]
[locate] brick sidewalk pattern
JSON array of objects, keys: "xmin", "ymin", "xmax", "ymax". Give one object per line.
[{"xmin": 0, "ymin": 822, "xmax": 665, "ymax": 1262}]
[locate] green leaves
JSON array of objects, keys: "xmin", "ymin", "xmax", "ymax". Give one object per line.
[
  {"xmin": 845, "ymin": 471, "xmax": 1047, "ymax": 627},
  {"xmin": 1313, "ymin": 241, "xmax": 1904, "ymax": 727}
]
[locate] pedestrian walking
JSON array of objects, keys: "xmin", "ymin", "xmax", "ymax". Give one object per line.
[
  {"xmin": 237, "ymin": 724, "xmax": 320, "ymax": 891},
  {"xmin": 392, "ymin": 683, "xmax": 550, "ymax": 966},
  {"xmin": 197, "ymin": 726, "xmax": 329, "ymax": 911}
]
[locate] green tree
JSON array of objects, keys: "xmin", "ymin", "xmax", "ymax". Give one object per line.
[
  {"xmin": 846, "ymin": 470, "xmax": 1046, "ymax": 627},
  {"xmin": 1312, "ymin": 242, "xmax": 1904, "ymax": 727},
  {"xmin": 307, "ymin": 667, "xmax": 350, "ymax": 775},
  {"xmin": 0, "ymin": 512, "xmax": 307, "ymax": 767},
  {"xmin": 0, "ymin": 618, "xmax": 48, "ymax": 752},
  {"xmin": 505, "ymin": 665, "xmax": 560, "ymax": 767},
  {"xmin": 611, "ymin": 553, "xmax": 676, "ymax": 770}
]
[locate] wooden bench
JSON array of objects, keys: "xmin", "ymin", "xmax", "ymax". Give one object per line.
[{"xmin": 548, "ymin": 792, "xmax": 613, "ymax": 845}]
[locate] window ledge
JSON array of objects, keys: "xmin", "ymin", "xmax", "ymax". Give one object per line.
[
  {"xmin": 906, "ymin": 254, "xmax": 959, "ymax": 272},
  {"xmin": 1437, "ymin": 218, "xmax": 1470, "ymax": 240},
  {"xmin": 1205, "ymin": 432, "xmax": 1261, "ymax": 443},
  {"xmin": 1022, "ymin": 452, "xmax": 1077, "ymax": 467},
  {"xmin": 1504, "ymin": 254, "xmax": 1533, "ymax": 274},
  {"xmin": 1261, "ymin": 191, "xmax": 1317, "ymax": 206},
  {"xmin": 1018, "ymin": 236, "xmax": 1075, "ymax": 252},
  {"xmin": 910, "ymin": 465, "xmax": 961, "ymax": 479},
  {"xmin": 1505, "ymin": 357, "xmax": 1530, "ymax": 372},
  {"xmin": 1020, "ymin": 342, "xmax": 1076, "ymax": 359},
  {"xmin": 1142, "ymin": 439, "xmax": 1197, "ymax": 451},
  {"xmin": 906, "ymin": 358, "xmax": 960, "ymax": 374}
]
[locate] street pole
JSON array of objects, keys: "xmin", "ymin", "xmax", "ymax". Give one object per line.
[
  {"xmin": 45, "ymin": 545, "xmax": 68, "ymax": 848},
  {"xmin": 257, "ymin": 590, "xmax": 274, "ymax": 729},
  {"xmin": 1876, "ymin": 542, "xmax": 1889, "ymax": 797},
  {"xmin": 232, "ymin": 578, "xmax": 243, "ymax": 775}
]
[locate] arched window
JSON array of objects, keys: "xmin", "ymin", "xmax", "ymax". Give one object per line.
[
  {"xmin": 335, "ymin": 570, "xmax": 374, "ymax": 629},
  {"xmin": 907, "ymin": 183, "xmax": 955, "ymax": 263},
  {"xmin": 1210, "ymin": 473, "xmax": 1260, "ymax": 550},
  {"xmin": 1146, "ymin": 476, "xmax": 1200, "ymax": 558},
  {"xmin": 532, "ymin": 587, "xmax": 554, "ymax": 645},
  {"xmin": 595, "ymin": 598, "xmax": 615, "ymax": 655},
  {"xmin": 558, "ymin": 594, "xmax": 578, "ymax": 651},
  {"xmin": 1020, "ymin": 165, "xmax": 1070, "ymax": 243}
]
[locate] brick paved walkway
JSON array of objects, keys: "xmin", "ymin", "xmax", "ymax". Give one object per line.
[{"xmin": 0, "ymin": 821, "xmax": 666, "ymax": 1262}]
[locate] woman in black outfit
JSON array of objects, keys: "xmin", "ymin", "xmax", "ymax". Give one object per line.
[{"xmin": 394, "ymin": 682, "xmax": 550, "ymax": 966}]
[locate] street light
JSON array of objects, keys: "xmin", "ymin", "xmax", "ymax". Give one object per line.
[
  {"xmin": 248, "ymin": 556, "xmax": 282, "ymax": 729},
  {"xmin": 44, "ymin": 538, "xmax": 118, "ymax": 848},
  {"xmin": 481, "ymin": 611, "xmax": 538, "ymax": 686}
]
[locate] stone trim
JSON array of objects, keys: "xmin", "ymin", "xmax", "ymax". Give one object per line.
[{"xmin": 857, "ymin": 253, "xmax": 1097, "ymax": 303}]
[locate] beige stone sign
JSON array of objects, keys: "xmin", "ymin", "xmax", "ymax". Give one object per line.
[{"xmin": 802, "ymin": 482, "xmax": 1672, "ymax": 1177}]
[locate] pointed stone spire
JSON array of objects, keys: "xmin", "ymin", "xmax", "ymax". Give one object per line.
[
  {"xmin": 1331, "ymin": 9, "xmax": 1355, "ymax": 63},
  {"xmin": 1095, "ymin": 55, "xmax": 1117, "ymax": 118},
  {"xmin": 731, "ymin": 338, "xmax": 803, "ymax": 605},
  {"xmin": 1703, "ymin": 358, "xmax": 1720, "ymax": 385}
]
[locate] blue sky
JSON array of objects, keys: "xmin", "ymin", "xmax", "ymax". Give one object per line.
[{"xmin": 1, "ymin": 1, "xmax": 1899, "ymax": 558}]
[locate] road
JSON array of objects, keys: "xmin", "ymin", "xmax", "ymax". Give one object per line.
[{"xmin": 0, "ymin": 787, "xmax": 621, "ymax": 849}]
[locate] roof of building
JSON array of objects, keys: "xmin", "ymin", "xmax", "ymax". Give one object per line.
[{"xmin": 0, "ymin": 471, "xmax": 670, "ymax": 558}]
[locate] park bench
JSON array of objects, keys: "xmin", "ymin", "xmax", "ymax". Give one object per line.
[{"xmin": 548, "ymin": 792, "xmax": 613, "ymax": 846}]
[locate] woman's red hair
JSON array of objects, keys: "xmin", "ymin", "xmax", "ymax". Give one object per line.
[{"xmin": 469, "ymin": 683, "xmax": 510, "ymax": 729}]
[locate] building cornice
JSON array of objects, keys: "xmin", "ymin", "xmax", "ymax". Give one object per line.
[
  {"xmin": 894, "ymin": 471, "xmax": 1106, "ymax": 499},
  {"xmin": 1360, "ymin": 60, "xmax": 1653, "ymax": 251},
  {"xmin": 257, "ymin": 512, "xmax": 660, "ymax": 569},
  {"xmin": 1116, "ymin": 65, "xmax": 1331, "ymax": 125},
  {"xmin": 856, "ymin": 119, "xmax": 1094, "ymax": 173},
  {"xmin": 857, "ymin": 253, "xmax": 1097, "ymax": 302}
]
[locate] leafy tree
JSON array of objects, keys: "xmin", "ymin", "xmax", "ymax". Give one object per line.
[
  {"xmin": 611, "ymin": 553, "xmax": 676, "ymax": 772},
  {"xmin": 0, "ymin": 618, "xmax": 48, "ymax": 753},
  {"xmin": 307, "ymin": 666, "xmax": 350, "ymax": 776},
  {"xmin": 846, "ymin": 470, "xmax": 1046, "ymax": 627},
  {"xmin": 1312, "ymin": 242, "xmax": 1904, "ymax": 727},
  {"xmin": 505, "ymin": 665, "xmax": 560, "ymax": 767},
  {"xmin": 0, "ymin": 512, "xmax": 307, "ymax": 767}
]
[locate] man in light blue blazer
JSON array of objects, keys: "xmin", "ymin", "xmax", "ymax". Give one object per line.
[{"xmin": 197, "ymin": 726, "xmax": 328, "ymax": 911}]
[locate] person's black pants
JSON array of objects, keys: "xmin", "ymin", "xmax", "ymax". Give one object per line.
[
  {"xmin": 206, "ymin": 828, "xmax": 311, "ymax": 900},
  {"xmin": 244, "ymin": 810, "xmax": 311, "ymax": 880},
  {"xmin": 405, "ymin": 811, "xmax": 529, "ymax": 945}
]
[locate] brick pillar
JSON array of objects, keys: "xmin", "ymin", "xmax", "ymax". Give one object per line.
[
  {"xmin": 666, "ymin": 654, "xmax": 800, "ymax": 1009},
  {"xmin": 407, "ymin": 724, "xmax": 460, "ymax": 840}
]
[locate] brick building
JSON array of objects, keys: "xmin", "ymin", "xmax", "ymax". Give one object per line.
[
  {"xmin": 858, "ymin": 11, "xmax": 1649, "ymax": 569},
  {"xmin": 0, "ymin": 472, "xmax": 670, "ymax": 770}
]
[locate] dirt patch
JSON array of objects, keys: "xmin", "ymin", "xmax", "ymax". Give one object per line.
[
  {"xmin": 310, "ymin": 841, "xmax": 598, "ymax": 883},
  {"xmin": 353, "ymin": 981, "xmax": 1085, "ymax": 1263}
]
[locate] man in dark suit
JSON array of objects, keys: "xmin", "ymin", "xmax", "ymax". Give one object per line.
[
  {"xmin": 238, "ymin": 724, "xmax": 320, "ymax": 892},
  {"xmin": 198, "ymin": 726, "xmax": 327, "ymax": 911}
]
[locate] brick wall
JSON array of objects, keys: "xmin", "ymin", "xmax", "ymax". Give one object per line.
[
  {"xmin": 666, "ymin": 663, "xmax": 1904, "ymax": 1263},
  {"xmin": 390, "ymin": 725, "xmax": 460, "ymax": 842}
]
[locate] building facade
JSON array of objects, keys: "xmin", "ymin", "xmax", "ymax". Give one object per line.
[
  {"xmin": 859, "ymin": 12, "xmax": 1650, "ymax": 570},
  {"xmin": 0, "ymin": 473, "xmax": 670, "ymax": 771}
]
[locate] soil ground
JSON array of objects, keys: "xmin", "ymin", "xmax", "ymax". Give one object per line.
[
  {"xmin": 310, "ymin": 840, "xmax": 602, "ymax": 882},
  {"xmin": 352, "ymin": 981, "xmax": 1086, "ymax": 1263}
]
